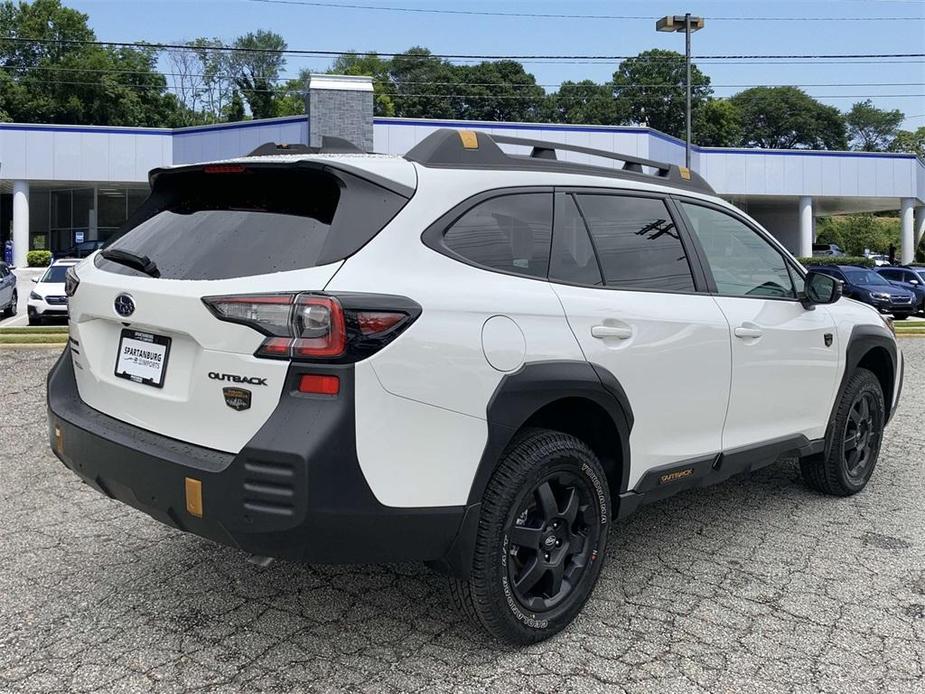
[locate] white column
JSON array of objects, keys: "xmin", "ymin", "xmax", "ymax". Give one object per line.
[
  {"xmin": 900, "ymin": 198, "xmax": 915, "ymax": 265},
  {"xmin": 12, "ymin": 180, "xmax": 29, "ymax": 269},
  {"xmin": 798, "ymin": 196, "xmax": 814, "ymax": 258},
  {"xmin": 914, "ymin": 205, "xmax": 925, "ymax": 249}
]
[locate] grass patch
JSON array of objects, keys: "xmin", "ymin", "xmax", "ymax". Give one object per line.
[
  {"xmin": 0, "ymin": 326, "xmax": 68, "ymax": 335},
  {"xmin": 0, "ymin": 334, "xmax": 67, "ymax": 344}
]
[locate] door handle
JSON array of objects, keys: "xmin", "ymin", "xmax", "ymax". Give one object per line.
[
  {"xmin": 591, "ymin": 325, "xmax": 632, "ymax": 340},
  {"xmin": 734, "ymin": 325, "xmax": 763, "ymax": 339}
]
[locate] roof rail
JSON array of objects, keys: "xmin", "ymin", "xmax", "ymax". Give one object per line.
[
  {"xmin": 247, "ymin": 135, "xmax": 364, "ymax": 157},
  {"xmin": 404, "ymin": 128, "xmax": 714, "ymax": 194}
]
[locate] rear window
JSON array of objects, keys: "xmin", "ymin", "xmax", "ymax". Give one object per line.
[{"xmin": 97, "ymin": 166, "xmax": 409, "ymax": 280}]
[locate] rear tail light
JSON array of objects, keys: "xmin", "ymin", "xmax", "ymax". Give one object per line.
[
  {"xmin": 64, "ymin": 266, "xmax": 80, "ymax": 297},
  {"xmin": 202, "ymin": 292, "xmax": 419, "ymax": 362}
]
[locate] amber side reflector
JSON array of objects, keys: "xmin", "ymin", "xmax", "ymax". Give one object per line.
[
  {"xmin": 185, "ymin": 477, "xmax": 203, "ymax": 518},
  {"xmin": 54, "ymin": 425, "xmax": 63, "ymax": 454},
  {"xmin": 458, "ymin": 130, "xmax": 479, "ymax": 149},
  {"xmin": 678, "ymin": 166, "xmax": 692, "ymax": 180}
]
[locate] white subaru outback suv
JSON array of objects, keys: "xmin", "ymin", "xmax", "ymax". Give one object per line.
[{"xmin": 47, "ymin": 130, "xmax": 902, "ymax": 644}]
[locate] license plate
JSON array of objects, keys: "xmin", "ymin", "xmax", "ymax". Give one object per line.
[{"xmin": 114, "ymin": 329, "xmax": 171, "ymax": 388}]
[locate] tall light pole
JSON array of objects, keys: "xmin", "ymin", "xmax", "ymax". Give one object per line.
[{"xmin": 656, "ymin": 13, "xmax": 705, "ymax": 169}]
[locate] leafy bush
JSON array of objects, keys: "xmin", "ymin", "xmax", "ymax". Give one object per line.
[
  {"xmin": 797, "ymin": 256, "xmax": 874, "ymax": 268},
  {"xmin": 815, "ymin": 214, "xmax": 899, "ymax": 256},
  {"xmin": 26, "ymin": 250, "xmax": 52, "ymax": 267}
]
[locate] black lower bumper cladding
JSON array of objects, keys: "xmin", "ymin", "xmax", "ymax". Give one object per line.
[{"xmin": 46, "ymin": 348, "xmax": 469, "ymax": 567}]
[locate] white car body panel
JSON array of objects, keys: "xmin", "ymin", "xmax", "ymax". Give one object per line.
[
  {"xmin": 551, "ymin": 283, "xmax": 732, "ymax": 488},
  {"xmin": 712, "ymin": 296, "xmax": 840, "ymax": 450},
  {"xmin": 354, "ymin": 360, "xmax": 487, "ymax": 507}
]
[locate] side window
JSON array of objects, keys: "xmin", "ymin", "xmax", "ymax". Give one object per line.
[
  {"xmin": 680, "ymin": 202, "xmax": 797, "ymax": 299},
  {"xmin": 549, "ymin": 194, "xmax": 603, "ymax": 286},
  {"xmin": 575, "ymin": 194, "xmax": 696, "ymax": 292},
  {"xmin": 443, "ymin": 193, "xmax": 552, "ymax": 278}
]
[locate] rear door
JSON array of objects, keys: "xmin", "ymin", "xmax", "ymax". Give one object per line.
[
  {"xmin": 676, "ymin": 200, "xmax": 839, "ymax": 450},
  {"xmin": 549, "ymin": 190, "xmax": 731, "ymax": 489},
  {"xmin": 68, "ymin": 160, "xmax": 413, "ymax": 453}
]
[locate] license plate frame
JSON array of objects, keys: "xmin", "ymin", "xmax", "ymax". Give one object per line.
[{"xmin": 114, "ymin": 329, "xmax": 171, "ymax": 389}]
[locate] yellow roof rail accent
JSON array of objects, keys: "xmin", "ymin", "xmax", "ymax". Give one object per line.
[{"xmin": 458, "ymin": 130, "xmax": 479, "ymax": 149}]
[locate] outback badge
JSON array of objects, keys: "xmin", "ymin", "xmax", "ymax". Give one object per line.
[{"xmin": 222, "ymin": 387, "xmax": 252, "ymax": 412}]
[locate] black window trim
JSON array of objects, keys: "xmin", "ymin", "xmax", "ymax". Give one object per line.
[
  {"xmin": 420, "ymin": 186, "xmax": 556, "ymax": 284},
  {"xmin": 671, "ymin": 194, "xmax": 807, "ymax": 304},
  {"xmin": 550, "ymin": 186, "xmax": 711, "ymax": 295}
]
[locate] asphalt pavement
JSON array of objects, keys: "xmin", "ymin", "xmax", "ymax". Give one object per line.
[{"xmin": 0, "ymin": 344, "xmax": 923, "ymax": 693}]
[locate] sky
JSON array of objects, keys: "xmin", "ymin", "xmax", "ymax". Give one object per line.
[{"xmin": 65, "ymin": 0, "xmax": 925, "ymax": 129}]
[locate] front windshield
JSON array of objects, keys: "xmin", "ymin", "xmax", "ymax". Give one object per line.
[
  {"xmin": 40, "ymin": 265, "xmax": 70, "ymax": 283},
  {"xmin": 843, "ymin": 269, "xmax": 889, "ymax": 286}
]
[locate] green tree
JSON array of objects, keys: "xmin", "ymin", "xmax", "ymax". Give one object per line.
[
  {"xmin": 0, "ymin": 0, "xmax": 185, "ymax": 126},
  {"xmin": 816, "ymin": 214, "xmax": 899, "ymax": 256},
  {"xmin": 229, "ymin": 30, "xmax": 286, "ymax": 120},
  {"xmin": 542, "ymin": 80, "xmax": 626, "ymax": 125},
  {"xmin": 611, "ymin": 49, "xmax": 712, "ymax": 138},
  {"xmin": 889, "ymin": 127, "xmax": 925, "ymax": 159},
  {"xmin": 454, "ymin": 60, "xmax": 545, "ymax": 122},
  {"xmin": 693, "ymin": 99, "xmax": 742, "ymax": 147},
  {"xmin": 730, "ymin": 86, "xmax": 847, "ymax": 150},
  {"xmin": 329, "ymin": 52, "xmax": 396, "ymax": 116},
  {"xmin": 389, "ymin": 47, "xmax": 459, "ymax": 119},
  {"xmin": 845, "ymin": 99, "xmax": 904, "ymax": 151},
  {"xmin": 224, "ymin": 90, "xmax": 246, "ymax": 122}
]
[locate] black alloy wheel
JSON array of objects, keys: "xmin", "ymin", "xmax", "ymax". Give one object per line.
[
  {"xmin": 450, "ymin": 428, "xmax": 611, "ymax": 645},
  {"xmin": 842, "ymin": 391, "xmax": 880, "ymax": 482},
  {"xmin": 505, "ymin": 472, "xmax": 600, "ymax": 614},
  {"xmin": 800, "ymin": 368, "xmax": 885, "ymax": 496}
]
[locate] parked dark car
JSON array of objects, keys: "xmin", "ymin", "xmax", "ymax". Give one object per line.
[
  {"xmin": 812, "ymin": 243, "xmax": 845, "ymax": 257},
  {"xmin": 54, "ymin": 240, "xmax": 104, "ymax": 260},
  {"xmin": 808, "ymin": 264, "xmax": 916, "ymax": 319},
  {"xmin": 876, "ymin": 266, "xmax": 925, "ymax": 312}
]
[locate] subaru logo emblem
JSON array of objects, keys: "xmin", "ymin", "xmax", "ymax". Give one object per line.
[{"xmin": 114, "ymin": 294, "xmax": 135, "ymax": 318}]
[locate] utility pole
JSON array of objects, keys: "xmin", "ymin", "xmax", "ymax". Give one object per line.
[{"xmin": 656, "ymin": 14, "xmax": 705, "ymax": 169}]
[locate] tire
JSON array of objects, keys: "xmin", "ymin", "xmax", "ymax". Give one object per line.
[
  {"xmin": 27, "ymin": 313, "xmax": 41, "ymax": 326},
  {"xmin": 7, "ymin": 291, "xmax": 17, "ymax": 317},
  {"xmin": 893, "ymin": 314, "xmax": 908, "ymax": 321},
  {"xmin": 800, "ymin": 368, "xmax": 885, "ymax": 496},
  {"xmin": 450, "ymin": 428, "xmax": 611, "ymax": 645}
]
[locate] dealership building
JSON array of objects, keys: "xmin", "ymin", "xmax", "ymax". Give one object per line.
[{"xmin": 1, "ymin": 74, "xmax": 924, "ymax": 268}]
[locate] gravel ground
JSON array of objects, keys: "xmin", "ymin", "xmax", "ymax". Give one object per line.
[{"xmin": 1, "ymin": 344, "xmax": 923, "ymax": 694}]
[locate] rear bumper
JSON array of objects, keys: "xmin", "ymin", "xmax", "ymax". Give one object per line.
[{"xmin": 47, "ymin": 349, "xmax": 471, "ymax": 568}]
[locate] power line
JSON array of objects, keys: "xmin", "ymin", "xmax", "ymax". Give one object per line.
[
  {"xmin": 2, "ymin": 36, "xmax": 923, "ymax": 61},
  {"xmin": 241, "ymin": 0, "xmax": 925, "ymax": 21},
  {"xmin": 3, "ymin": 64, "xmax": 923, "ymax": 90},
  {"xmin": 6, "ymin": 76, "xmax": 923, "ymax": 100}
]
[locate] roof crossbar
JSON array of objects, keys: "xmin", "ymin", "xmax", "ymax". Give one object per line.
[
  {"xmin": 489, "ymin": 133, "xmax": 671, "ymax": 176},
  {"xmin": 403, "ymin": 128, "xmax": 714, "ymax": 194}
]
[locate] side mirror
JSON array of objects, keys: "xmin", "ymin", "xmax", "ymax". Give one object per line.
[
  {"xmin": 31, "ymin": 277, "xmax": 38, "ymax": 283},
  {"xmin": 802, "ymin": 271, "xmax": 842, "ymax": 308}
]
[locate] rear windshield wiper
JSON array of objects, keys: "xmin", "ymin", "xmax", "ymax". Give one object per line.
[{"xmin": 100, "ymin": 248, "xmax": 161, "ymax": 278}]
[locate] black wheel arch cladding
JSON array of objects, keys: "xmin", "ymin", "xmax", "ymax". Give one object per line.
[{"xmin": 466, "ymin": 360, "xmax": 634, "ymax": 507}]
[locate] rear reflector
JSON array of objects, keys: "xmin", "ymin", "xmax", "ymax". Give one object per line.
[
  {"xmin": 185, "ymin": 477, "xmax": 203, "ymax": 517},
  {"xmin": 298, "ymin": 374, "xmax": 340, "ymax": 395}
]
